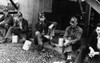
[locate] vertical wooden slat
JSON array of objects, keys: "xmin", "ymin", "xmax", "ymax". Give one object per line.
[
  {"xmin": 83, "ymin": 3, "xmax": 91, "ymax": 38},
  {"xmin": 39, "ymin": 0, "xmax": 52, "ymax": 12},
  {"xmin": 44, "ymin": 0, "xmax": 52, "ymax": 12},
  {"xmin": 85, "ymin": 0, "xmax": 100, "ymax": 14}
]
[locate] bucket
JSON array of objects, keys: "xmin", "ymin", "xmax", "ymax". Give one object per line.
[
  {"xmin": 12, "ymin": 35, "xmax": 18, "ymax": 43},
  {"xmin": 58, "ymin": 38, "xmax": 64, "ymax": 47},
  {"xmin": 22, "ymin": 40, "xmax": 32, "ymax": 51}
]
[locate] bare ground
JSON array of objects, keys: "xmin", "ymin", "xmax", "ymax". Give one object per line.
[{"xmin": 0, "ymin": 43, "xmax": 65, "ymax": 63}]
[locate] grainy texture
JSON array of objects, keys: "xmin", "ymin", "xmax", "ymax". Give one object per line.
[{"xmin": 0, "ymin": 43, "xmax": 65, "ymax": 63}]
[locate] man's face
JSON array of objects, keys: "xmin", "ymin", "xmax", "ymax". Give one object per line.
[
  {"xmin": 96, "ymin": 27, "xmax": 100, "ymax": 34},
  {"xmin": 18, "ymin": 16, "xmax": 23, "ymax": 21},
  {"xmin": 39, "ymin": 17, "xmax": 45, "ymax": 22},
  {"xmin": 70, "ymin": 17, "xmax": 78, "ymax": 27},
  {"xmin": 14, "ymin": 16, "xmax": 19, "ymax": 21}
]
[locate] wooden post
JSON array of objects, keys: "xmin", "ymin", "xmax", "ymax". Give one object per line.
[
  {"xmin": 74, "ymin": 3, "xmax": 91, "ymax": 63},
  {"xmin": 85, "ymin": 0, "xmax": 100, "ymax": 14},
  {"xmin": 39, "ymin": 0, "xmax": 52, "ymax": 12},
  {"xmin": 83, "ymin": 3, "xmax": 91, "ymax": 38}
]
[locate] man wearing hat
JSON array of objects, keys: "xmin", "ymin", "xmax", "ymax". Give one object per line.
[
  {"xmin": 0, "ymin": 7, "xmax": 13, "ymax": 36},
  {"xmin": 3, "ymin": 12, "xmax": 28, "ymax": 43},
  {"xmin": 63, "ymin": 16, "xmax": 83, "ymax": 61}
]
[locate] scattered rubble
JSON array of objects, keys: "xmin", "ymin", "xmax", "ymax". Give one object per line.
[{"xmin": 0, "ymin": 43, "xmax": 65, "ymax": 63}]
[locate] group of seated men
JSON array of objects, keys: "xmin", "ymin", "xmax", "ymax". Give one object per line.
[
  {"xmin": 1, "ymin": 7, "xmax": 100, "ymax": 63},
  {"xmin": 0, "ymin": 7, "xmax": 84, "ymax": 62},
  {"xmin": 35, "ymin": 12, "xmax": 100, "ymax": 63},
  {"xmin": 35, "ymin": 12, "xmax": 83, "ymax": 61},
  {"xmin": 0, "ymin": 7, "xmax": 28, "ymax": 43}
]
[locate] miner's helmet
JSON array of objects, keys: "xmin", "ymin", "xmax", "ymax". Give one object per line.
[{"xmin": 70, "ymin": 16, "xmax": 78, "ymax": 25}]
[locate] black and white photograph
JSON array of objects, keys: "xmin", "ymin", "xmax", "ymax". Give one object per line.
[{"xmin": 0, "ymin": 0, "xmax": 99, "ymax": 63}]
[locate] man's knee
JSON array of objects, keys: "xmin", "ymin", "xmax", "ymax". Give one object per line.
[
  {"xmin": 8, "ymin": 27, "xmax": 18, "ymax": 34},
  {"xmin": 10, "ymin": 27, "xmax": 18, "ymax": 30},
  {"xmin": 72, "ymin": 42, "xmax": 81, "ymax": 51},
  {"xmin": 35, "ymin": 31, "xmax": 41, "ymax": 36}
]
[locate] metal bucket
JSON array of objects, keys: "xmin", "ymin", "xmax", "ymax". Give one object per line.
[{"xmin": 22, "ymin": 40, "xmax": 32, "ymax": 51}]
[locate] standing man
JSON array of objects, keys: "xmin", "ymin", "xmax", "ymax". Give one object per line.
[
  {"xmin": 63, "ymin": 16, "xmax": 83, "ymax": 60},
  {"xmin": 0, "ymin": 7, "xmax": 13, "ymax": 35}
]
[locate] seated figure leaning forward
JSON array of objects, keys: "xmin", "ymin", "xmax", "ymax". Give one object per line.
[
  {"xmin": 88, "ymin": 23, "xmax": 100, "ymax": 63},
  {"xmin": 35, "ymin": 12, "xmax": 57, "ymax": 47},
  {"xmin": 3, "ymin": 12, "xmax": 28, "ymax": 43},
  {"xmin": 0, "ymin": 7, "xmax": 13, "ymax": 36},
  {"xmin": 63, "ymin": 16, "xmax": 83, "ymax": 60}
]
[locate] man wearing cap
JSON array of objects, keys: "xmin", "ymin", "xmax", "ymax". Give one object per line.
[
  {"xmin": 3, "ymin": 12, "xmax": 28, "ymax": 43},
  {"xmin": 0, "ymin": 7, "xmax": 13, "ymax": 35},
  {"xmin": 63, "ymin": 16, "xmax": 83, "ymax": 61}
]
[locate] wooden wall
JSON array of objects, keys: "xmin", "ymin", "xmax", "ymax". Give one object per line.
[
  {"xmin": 39, "ymin": 0, "xmax": 52, "ymax": 12},
  {"xmin": 18, "ymin": 0, "xmax": 39, "ymax": 27}
]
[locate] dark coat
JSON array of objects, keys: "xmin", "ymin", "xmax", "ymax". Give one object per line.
[
  {"xmin": 20, "ymin": 18, "xmax": 28, "ymax": 33},
  {"xmin": 88, "ymin": 31, "xmax": 100, "ymax": 63},
  {"xmin": 35, "ymin": 20, "xmax": 52, "ymax": 35},
  {"xmin": 88, "ymin": 30, "xmax": 99, "ymax": 51}
]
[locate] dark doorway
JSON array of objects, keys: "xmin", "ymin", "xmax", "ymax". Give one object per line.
[{"xmin": 52, "ymin": 0, "xmax": 82, "ymax": 30}]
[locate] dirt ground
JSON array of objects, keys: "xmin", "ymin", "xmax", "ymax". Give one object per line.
[{"xmin": 0, "ymin": 43, "xmax": 65, "ymax": 63}]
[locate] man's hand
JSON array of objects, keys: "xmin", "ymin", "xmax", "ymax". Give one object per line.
[
  {"xmin": 44, "ymin": 35, "xmax": 50, "ymax": 39},
  {"xmin": 89, "ymin": 47, "xmax": 95, "ymax": 58},
  {"xmin": 49, "ymin": 22, "xmax": 57, "ymax": 29},
  {"xmin": 0, "ymin": 21, "xmax": 5, "ymax": 25},
  {"xmin": 88, "ymin": 47, "xmax": 99, "ymax": 58},
  {"xmin": 89, "ymin": 51, "xmax": 99, "ymax": 58},
  {"xmin": 63, "ymin": 39, "xmax": 70, "ymax": 46},
  {"xmin": 49, "ymin": 24, "xmax": 54, "ymax": 29}
]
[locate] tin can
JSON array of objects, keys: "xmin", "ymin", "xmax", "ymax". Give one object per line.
[
  {"xmin": 22, "ymin": 40, "xmax": 32, "ymax": 51},
  {"xmin": 12, "ymin": 35, "xmax": 18, "ymax": 43}
]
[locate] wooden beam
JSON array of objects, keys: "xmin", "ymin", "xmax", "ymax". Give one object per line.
[
  {"xmin": 80, "ymin": 2, "xmax": 91, "ymax": 47},
  {"xmin": 83, "ymin": 3, "xmax": 91, "ymax": 38},
  {"xmin": 85, "ymin": 0, "xmax": 100, "ymax": 14}
]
